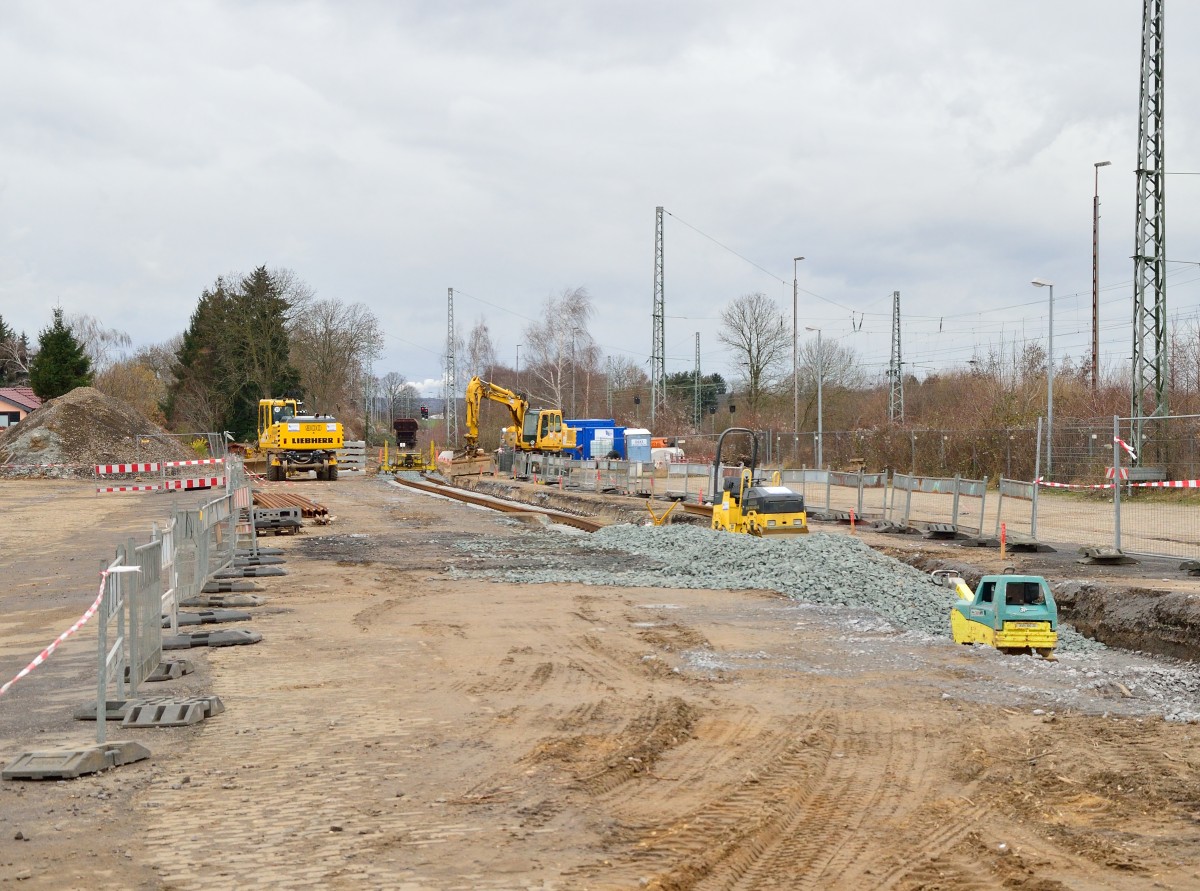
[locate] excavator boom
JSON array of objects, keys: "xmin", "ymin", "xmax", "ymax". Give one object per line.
[{"xmin": 464, "ymin": 376, "xmax": 527, "ymax": 451}]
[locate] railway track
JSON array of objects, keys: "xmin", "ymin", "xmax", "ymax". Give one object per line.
[{"xmin": 389, "ymin": 473, "xmax": 605, "ymax": 533}]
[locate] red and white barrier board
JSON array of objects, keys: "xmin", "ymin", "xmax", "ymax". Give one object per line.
[
  {"xmin": 165, "ymin": 476, "xmax": 224, "ymax": 490},
  {"xmin": 95, "ymin": 463, "xmax": 160, "ymax": 475}
]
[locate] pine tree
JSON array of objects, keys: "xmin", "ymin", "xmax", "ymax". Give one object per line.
[
  {"xmin": 222, "ymin": 267, "xmax": 301, "ymax": 437},
  {"xmin": 165, "ymin": 278, "xmax": 235, "ymax": 431},
  {"xmin": 167, "ymin": 268, "xmax": 302, "ymax": 439},
  {"xmin": 29, "ymin": 308, "xmax": 93, "ymax": 398}
]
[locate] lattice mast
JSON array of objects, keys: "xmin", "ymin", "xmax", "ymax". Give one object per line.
[
  {"xmin": 888, "ymin": 291, "xmax": 904, "ymax": 422},
  {"xmin": 446, "ymin": 287, "xmax": 458, "ymax": 447},
  {"xmin": 650, "ymin": 206, "xmax": 666, "ymax": 425},
  {"xmin": 1131, "ymin": 0, "xmax": 1167, "ymax": 447},
  {"xmin": 694, "ymin": 332, "xmax": 701, "ymax": 430}
]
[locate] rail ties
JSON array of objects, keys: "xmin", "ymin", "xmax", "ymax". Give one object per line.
[{"xmin": 389, "ymin": 474, "xmax": 604, "ymax": 533}]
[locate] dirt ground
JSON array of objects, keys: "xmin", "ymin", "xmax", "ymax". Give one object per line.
[{"xmin": 2, "ymin": 475, "xmax": 1200, "ymax": 890}]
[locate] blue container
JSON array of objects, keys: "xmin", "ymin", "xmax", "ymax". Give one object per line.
[{"xmin": 567, "ymin": 419, "xmax": 626, "ymax": 459}]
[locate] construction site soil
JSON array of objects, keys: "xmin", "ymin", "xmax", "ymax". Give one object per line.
[{"xmin": 1, "ymin": 472, "xmax": 1199, "ymax": 889}]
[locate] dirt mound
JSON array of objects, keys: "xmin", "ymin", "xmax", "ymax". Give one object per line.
[{"xmin": 0, "ymin": 386, "xmax": 193, "ymax": 475}]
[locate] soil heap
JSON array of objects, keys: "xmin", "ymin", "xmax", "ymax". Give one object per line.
[{"xmin": 0, "ymin": 386, "xmax": 192, "ymax": 476}]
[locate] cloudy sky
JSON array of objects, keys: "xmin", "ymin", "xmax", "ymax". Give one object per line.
[{"xmin": 2, "ymin": 1, "xmax": 1198, "ymax": 398}]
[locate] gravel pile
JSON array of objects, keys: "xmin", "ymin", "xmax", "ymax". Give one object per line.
[
  {"xmin": 450, "ymin": 524, "xmax": 1104, "ymax": 654},
  {"xmin": 0, "ymin": 386, "xmax": 192, "ymax": 476},
  {"xmin": 449, "ymin": 522, "xmax": 1200, "ymax": 721}
]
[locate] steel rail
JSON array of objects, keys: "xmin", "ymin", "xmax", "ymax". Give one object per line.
[{"xmin": 389, "ymin": 474, "xmax": 605, "ymax": 533}]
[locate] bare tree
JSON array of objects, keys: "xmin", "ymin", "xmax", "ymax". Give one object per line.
[
  {"xmin": 466, "ymin": 317, "xmax": 498, "ymax": 380},
  {"xmin": 605, "ymin": 355, "xmax": 649, "ymax": 423},
  {"xmin": 65, "ymin": 313, "xmax": 132, "ymax": 374},
  {"xmin": 135, "ymin": 336, "xmax": 183, "ymax": 390},
  {"xmin": 380, "ymin": 371, "xmax": 420, "ymax": 419},
  {"xmin": 0, "ymin": 331, "xmax": 31, "ymax": 382},
  {"xmin": 797, "ymin": 337, "xmax": 864, "ymax": 428},
  {"xmin": 95, "ymin": 358, "xmax": 168, "ymax": 424},
  {"xmin": 290, "ymin": 299, "xmax": 384, "ymax": 416},
  {"xmin": 717, "ymin": 292, "xmax": 790, "ymax": 413},
  {"xmin": 522, "ymin": 287, "xmax": 594, "ymax": 407}
]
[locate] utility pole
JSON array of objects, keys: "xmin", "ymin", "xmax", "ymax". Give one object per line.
[
  {"xmin": 792, "ymin": 256, "xmax": 804, "ymax": 459},
  {"xmin": 446, "ymin": 287, "xmax": 457, "ymax": 447},
  {"xmin": 694, "ymin": 332, "xmax": 701, "ymax": 431},
  {"xmin": 606, "ymin": 356, "xmax": 612, "ymax": 415},
  {"xmin": 1132, "ymin": 0, "xmax": 1167, "ymax": 455},
  {"xmin": 1092, "ymin": 160, "xmax": 1112, "ymax": 389},
  {"xmin": 888, "ymin": 291, "xmax": 904, "ymax": 422},
  {"xmin": 651, "ymin": 206, "xmax": 666, "ymax": 426}
]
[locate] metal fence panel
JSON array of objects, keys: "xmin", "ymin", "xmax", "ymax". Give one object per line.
[
  {"xmin": 125, "ymin": 538, "xmax": 164, "ymax": 692},
  {"xmin": 96, "ymin": 554, "xmax": 128, "ymax": 745}
]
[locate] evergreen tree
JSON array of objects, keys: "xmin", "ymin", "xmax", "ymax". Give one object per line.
[
  {"xmin": 665, "ymin": 371, "xmax": 726, "ymax": 424},
  {"xmin": 29, "ymin": 308, "xmax": 93, "ymax": 398},
  {"xmin": 225, "ymin": 267, "xmax": 302, "ymax": 437},
  {"xmin": 167, "ymin": 267, "xmax": 302, "ymax": 439},
  {"xmin": 165, "ymin": 278, "xmax": 235, "ymax": 431}
]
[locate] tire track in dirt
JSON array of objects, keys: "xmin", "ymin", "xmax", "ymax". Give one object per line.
[
  {"xmin": 697, "ymin": 710, "xmax": 910, "ymax": 891},
  {"xmin": 561, "ymin": 707, "xmax": 830, "ymax": 888}
]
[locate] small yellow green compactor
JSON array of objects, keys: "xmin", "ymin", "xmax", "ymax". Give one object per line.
[{"xmin": 934, "ymin": 570, "xmax": 1058, "ymax": 658}]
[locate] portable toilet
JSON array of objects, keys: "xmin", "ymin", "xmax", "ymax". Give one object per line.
[{"xmin": 625, "ymin": 428, "xmax": 652, "ymax": 464}]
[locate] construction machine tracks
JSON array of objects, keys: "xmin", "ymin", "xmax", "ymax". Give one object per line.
[{"xmin": 388, "ymin": 473, "xmax": 604, "ymax": 533}]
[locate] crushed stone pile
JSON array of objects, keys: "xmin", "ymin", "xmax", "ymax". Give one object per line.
[
  {"xmin": 0, "ymin": 386, "xmax": 193, "ymax": 476},
  {"xmin": 450, "ymin": 523, "xmax": 1105, "ymax": 655},
  {"xmin": 450, "ymin": 523, "xmax": 1200, "ymax": 722}
]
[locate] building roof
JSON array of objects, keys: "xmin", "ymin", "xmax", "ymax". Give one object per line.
[{"xmin": 0, "ymin": 387, "xmax": 42, "ymax": 412}]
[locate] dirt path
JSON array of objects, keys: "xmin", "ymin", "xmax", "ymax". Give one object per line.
[{"xmin": 2, "ymin": 476, "xmax": 1200, "ymax": 889}]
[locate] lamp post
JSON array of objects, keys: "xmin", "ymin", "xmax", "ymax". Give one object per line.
[
  {"xmin": 792, "ymin": 256, "xmax": 804, "ymax": 462},
  {"xmin": 515, "ymin": 344, "xmax": 521, "ymax": 391},
  {"xmin": 1032, "ymin": 279, "xmax": 1054, "ymax": 478},
  {"xmin": 1092, "ymin": 161, "xmax": 1111, "ymax": 390},
  {"xmin": 570, "ymin": 330, "xmax": 577, "ymax": 418},
  {"xmin": 805, "ymin": 326, "xmax": 822, "ymax": 469}
]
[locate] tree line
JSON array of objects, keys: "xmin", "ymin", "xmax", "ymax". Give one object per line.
[
  {"xmin": 1, "ymin": 267, "xmax": 387, "ymax": 442},
  {"xmin": 6, "ymin": 274, "xmax": 1193, "ymax": 479}
]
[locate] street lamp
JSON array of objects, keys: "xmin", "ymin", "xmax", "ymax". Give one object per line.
[
  {"xmin": 792, "ymin": 256, "xmax": 804, "ymax": 462},
  {"xmin": 1032, "ymin": 279, "xmax": 1054, "ymax": 478},
  {"xmin": 515, "ymin": 344, "xmax": 521, "ymax": 390},
  {"xmin": 1092, "ymin": 160, "xmax": 1111, "ymax": 390},
  {"xmin": 805, "ymin": 326, "xmax": 822, "ymax": 469}
]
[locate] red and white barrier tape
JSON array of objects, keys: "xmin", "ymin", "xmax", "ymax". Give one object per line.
[
  {"xmin": 97, "ymin": 484, "xmax": 163, "ymax": 494},
  {"xmin": 1037, "ymin": 476, "xmax": 1200, "ymax": 490},
  {"xmin": 1114, "ymin": 436, "xmax": 1138, "ymax": 462},
  {"xmin": 164, "ymin": 458, "xmax": 225, "ymax": 468},
  {"xmin": 1036, "ymin": 477, "xmax": 1113, "ymax": 490},
  {"xmin": 0, "ymin": 567, "xmax": 138, "ymax": 698}
]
